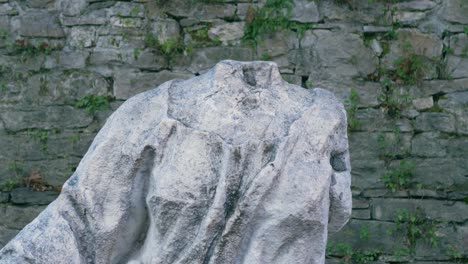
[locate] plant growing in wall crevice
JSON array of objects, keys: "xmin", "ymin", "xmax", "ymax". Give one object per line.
[
  {"xmin": 377, "ymin": 77, "xmax": 411, "ymax": 119},
  {"xmin": 144, "ymin": 34, "xmax": 189, "ymax": 65},
  {"xmin": 345, "ymin": 88, "xmax": 361, "ymax": 132},
  {"xmin": 381, "ymin": 159, "xmax": 415, "ymax": 192},
  {"xmin": 74, "ymin": 95, "xmax": 112, "ymax": 115},
  {"xmin": 243, "ymin": 0, "xmax": 294, "ymax": 43},
  {"xmin": 326, "ymin": 242, "xmax": 382, "ymax": 264},
  {"xmin": 391, "ymin": 208, "xmax": 438, "ymax": 252}
]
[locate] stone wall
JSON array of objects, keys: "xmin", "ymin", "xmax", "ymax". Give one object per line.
[{"xmin": 0, "ymin": 0, "xmax": 467, "ymax": 262}]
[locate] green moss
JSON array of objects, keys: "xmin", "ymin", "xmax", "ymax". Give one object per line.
[
  {"xmin": 326, "ymin": 242, "xmax": 381, "ymax": 264},
  {"xmin": 26, "ymin": 129, "xmax": 52, "ymax": 152},
  {"xmin": 392, "ymin": 54, "xmax": 425, "ymax": 85},
  {"xmin": 381, "ymin": 160, "xmax": 415, "ymax": 192},
  {"xmin": 144, "ymin": 34, "xmax": 188, "ymax": 64},
  {"xmin": 75, "ymin": 95, "xmax": 111, "ymax": 115},
  {"xmin": 260, "ymin": 52, "xmax": 272, "ymax": 60},
  {"xmin": 242, "ymin": 0, "xmax": 295, "ymax": 43},
  {"xmin": 345, "ymin": 89, "xmax": 361, "ymax": 131},
  {"xmin": 185, "ymin": 24, "xmax": 222, "ymax": 47},
  {"xmin": 378, "ymin": 78, "xmax": 411, "ymax": 119},
  {"xmin": 392, "ymin": 209, "xmax": 438, "ymax": 250}
]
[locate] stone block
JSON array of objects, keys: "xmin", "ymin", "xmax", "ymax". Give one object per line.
[
  {"xmin": 291, "ymin": 0, "xmax": 320, "ymax": 23},
  {"xmin": 411, "ymin": 132, "xmax": 446, "ymax": 157},
  {"xmin": 0, "ymin": 227, "xmax": 19, "ymax": 249},
  {"xmin": 449, "ymin": 33, "xmax": 468, "ymax": 57},
  {"xmin": 363, "ymin": 26, "xmax": 392, "ymax": 33},
  {"xmin": 412, "ymin": 97, "xmax": 433, "ymax": 111},
  {"xmin": 439, "ymin": 0, "xmax": 468, "ymax": 24},
  {"xmin": 328, "ymin": 219, "xmax": 404, "ymax": 254},
  {"xmin": 415, "ymin": 78, "xmax": 468, "ymax": 97},
  {"xmin": 0, "ymin": 3, "xmax": 17, "ymax": 15},
  {"xmin": 187, "ymin": 47, "xmax": 254, "ymax": 73},
  {"xmin": 56, "ymin": 0, "xmax": 86, "ymax": 16},
  {"xmin": 18, "ymin": 70, "xmax": 110, "ymax": 106},
  {"xmin": 410, "ymin": 158, "xmax": 468, "ymax": 190},
  {"xmin": 309, "ymin": 81, "xmax": 380, "ymax": 108},
  {"xmin": 393, "ymin": 11, "xmax": 426, "ymax": 25},
  {"xmin": 0, "ymin": 192, "xmax": 8, "ymax": 203},
  {"xmin": 110, "ymin": 17, "xmax": 143, "ymax": 28},
  {"xmin": 108, "ymin": 2, "xmax": 145, "ymax": 18},
  {"xmin": 350, "ymin": 159, "xmax": 387, "ymax": 191},
  {"xmin": 208, "ymin": 22, "xmax": 245, "ymax": 46},
  {"xmin": 351, "ymin": 209, "xmax": 371, "ymax": 220},
  {"xmin": 446, "ymin": 137, "xmax": 468, "ymax": 157},
  {"xmin": 149, "ymin": 19, "xmax": 181, "ymax": 42},
  {"xmin": 415, "ymin": 223, "xmax": 468, "ymax": 260},
  {"xmin": 44, "ymin": 51, "xmax": 88, "ymax": 70},
  {"xmin": 114, "ymin": 70, "xmax": 193, "ymax": 100},
  {"xmin": 438, "ymin": 91, "xmax": 468, "ymax": 134},
  {"xmin": 10, "ymin": 188, "xmax": 59, "ymax": 205},
  {"xmin": 59, "ymin": 9, "xmax": 107, "ymax": 26},
  {"xmin": 68, "ymin": 27, "xmax": 97, "ymax": 48},
  {"xmin": 372, "ymin": 198, "xmax": 468, "ymax": 222},
  {"xmin": 0, "ymin": 106, "xmax": 93, "ymax": 132},
  {"xmin": 381, "ymin": 29, "xmax": 442, "ymax": 79},
  {"xmin": 446, "ymin": 55, "xmax": 468, "ymax": 79},
  {"xmin": 394, "ymin": 0, "xmax": 437, "ymax": 11},
  {"xmin": 20, "ymin": 158, "xmax": 80, "ymax": 187},
  {"xmin": 0, "ymin": 205, "xmax": 47, "ymax": 229},
  {"xmin": 352, "ymin": 198, "xmax": 370, "ymax": 209},
  {"xmin": 355, "ymin": 108, "xmax": 413, "ymax": 132},
  {"xmin": 414, "ymin": 112, "xmax": 456, "ymax": 133},
  {"xmin": 164, "ymin": 1, "xmax": 236, "ymax": 20},
  {"xmin": 258, "ymin": 30, "xmax": 299, "ymax": 59},
  {"xmin": 19, "ymin": 12, "xmax": 64, "ymax": 38},
  {"xmin": 0, "ymin": 133, "xmax": 48, "ymax": 161},
  {"xmin": 294, "ymin": 30, "xmax": 378, "ymax": 80}
]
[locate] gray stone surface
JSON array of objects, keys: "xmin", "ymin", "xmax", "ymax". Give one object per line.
[
  {"xmin": 208, "ymin": 22, "xmax": 245, "ymax": 46},
  {"xmin": 372, "ymin": 198, "xmax": 468, "ymax": 223},
  {"xmin": 440, "ymin": 0, "xmax": 468, "ymax": 24},
  {"xmin": 0, "ymin": 61, "xmax": 352, "ymax": 264},
  {"xmin": 446, "ymin": 55, "xmax": 468, "ymax": 79},
  {"xmin": 0, "ymin": 193, "xmax": 8, "ymax": 203},
  {"xmin": 411, "ymin": 132, "xmax": 446, "ymax": 157},
  {"xmin": 414, "ymin": 112, "xmax": 456, "ymax": 133},
  {"xmin": 291, "ymin": 0, "xmax": 320, "ymax": 23},
  {"xmin": 295, "ymin": 30, "xmax": 378, "ymax": 80},
  {"xmin": 113, "ymin": 70, "xmax": 193, "ymax": 100},
  {"xmin": 19, "ymin": 12, "xmax": 65, "ymax": 38},
  {"xmin": 0, "ymin": 106, "xmax": 93, "ymax": 132},
  {"xmin": 1, "ymin": 0, "xmax": 468, "ymax": 261},
  {"xmin": 0, "ymin": 205, "xmax": 47, "ymax": 230},
  {"xmin": 328, "ymin": 220, "xmax": 404, "ymax": 254},
  {"xmin": 0, "ymin": 227, "xmax": 18, "ymax": 249},
  {"xmin": 410, "ymin": 158, "xmax": 468, "ymax": 190},
  {"xmin": 10, "ymin": 188, "xmax": 59, "ymax": 205}
]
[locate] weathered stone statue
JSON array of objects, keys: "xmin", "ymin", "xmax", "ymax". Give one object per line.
[{"xmin": 0, "ymin": 60, "xmax": 351, "ymax": 264}]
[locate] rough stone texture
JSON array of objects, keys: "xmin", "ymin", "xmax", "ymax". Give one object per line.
[
  {"xmin": 372, "ymin": 198, "xmax": 468, "ymax": 223},
  {"xmin": 440, "ymin": 0, "xmax": 468, "ymax": 24},
  {"xmin": 291, "ymin": 0, "xmax": 320, "ymax": 23},
  {"xmin": 1, "ymin": 0, "xmax": 468, "ymax": 261},
  {"xmin": 19, "ymin": 12, "xmax": 65, "ymax": 38},
  {"xmin": 208, "ymin": 22, "xmax": 245, "ymax": 46},
  {"xmin": 0, "ymin": 106, "xmax": 93, "ymax": 132},
  {"xmin": 412, "ymin": 97, "xmax": 433, "ymax": 111},
  {"xmin": 0, "ymin": 61, "xmax": 352, "ymax": 264},
  {"xmin": 10, "ymin": 188, "xmax": 59, "ymax": 205}
]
